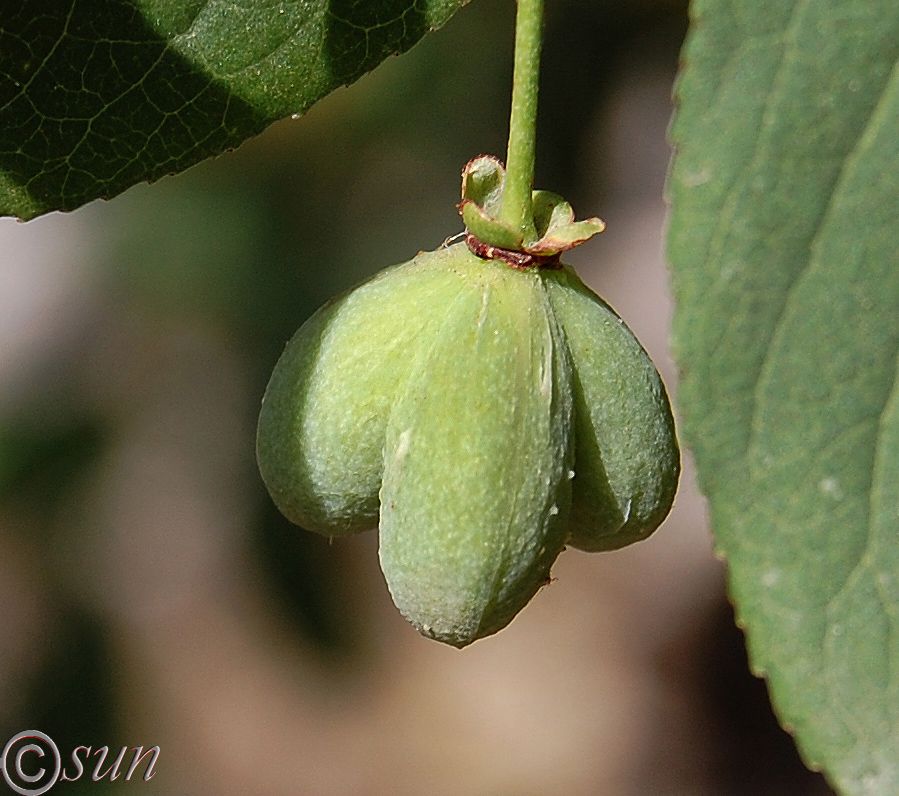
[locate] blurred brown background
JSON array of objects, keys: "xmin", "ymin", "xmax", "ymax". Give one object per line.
[{"xmin": 0, "ymin": 0, "xmax": 835, "ymax": 793}]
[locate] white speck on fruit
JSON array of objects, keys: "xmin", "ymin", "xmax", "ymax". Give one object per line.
[
  {"xmin": 682, "ymin": 166, "xmax": 712, "ymax": 187},
  {"xmin": 549, "ymin": 504, "xmax": 559, "ymax": 516},
  {"xmin": 819, "ymin": 476, "xmax": 843, "ymax": 500},
  {"xmin": 567, "ymin": 469, "xmax": 575, "ymax": 480},
  {"xmin": 476, "ymin": 285, "xmax": 491, "ymax": 339},
  {"xmin": 720, "ymin": 259, "xmax": 743, "ymax": 283},
  {"xmin": 395, "ymin": 429, "xmax": 412, "ymax": 465},
  {"xmin": 539, "ymin": 344, "xmax": 552, "ymax": 399}
]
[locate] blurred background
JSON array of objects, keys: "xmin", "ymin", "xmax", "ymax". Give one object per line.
[{"xmin": 0, "ymin": 0, "xmax": 836, "ymax": 793}]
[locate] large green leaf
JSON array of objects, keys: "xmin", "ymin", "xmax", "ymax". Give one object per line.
[
  {"xmin": 0, "ymin": 0, "xmax": 467, "ymax": 220},
  {"xmin": 668, "ymin": 0, "xmax": 899, "ymax": 792}
]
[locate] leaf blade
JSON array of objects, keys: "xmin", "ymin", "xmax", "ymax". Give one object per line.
[
  {"xmin": 0, "ymin": 0, "xmax": 468, "ymax": 219},
  {"xmin": 668, "ymin": 0, "xmax": 899, "ymax": 791}
]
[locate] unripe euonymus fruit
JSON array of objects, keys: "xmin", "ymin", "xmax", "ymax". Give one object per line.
[{"xmin": 257, "ymin": 159, "xmax": 679, "ymax": 648}]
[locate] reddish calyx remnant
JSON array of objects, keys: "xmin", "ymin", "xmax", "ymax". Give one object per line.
[{"xmin": 465, "ymin": 232, "xmax": 562, "ymax": 269}]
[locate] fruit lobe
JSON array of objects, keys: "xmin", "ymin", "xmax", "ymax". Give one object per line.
[
  {"xmin": 256, "ymin": 251, "xmax": 467, "ymax": 533},
  {"xmin": 545, "ymin": 266, "xmax": 679, "ymax": 550},
  {"xmin": 378, "ymin": 257, "xmax": 572, "ymax": 646}
]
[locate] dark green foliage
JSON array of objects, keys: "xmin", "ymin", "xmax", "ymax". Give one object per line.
[
  {"xmin": 668, "ymin": 0, "xmax": 899, "ymax": 791},
  {"xmin": 0, "ymin": 0, "xmax": 468, "ymax": 218}
]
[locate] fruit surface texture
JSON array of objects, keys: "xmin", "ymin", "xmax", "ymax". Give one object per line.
[{"xmin": 257, "ymin": 243, "xmax": 679, "ymax": 647}]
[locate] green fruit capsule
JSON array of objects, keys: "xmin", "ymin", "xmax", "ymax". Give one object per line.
[{"xmin": 257, "ymin": 242, "xmax": 679, "ymax": 646}]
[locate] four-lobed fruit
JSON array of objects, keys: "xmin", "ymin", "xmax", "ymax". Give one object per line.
[{"xmin": 256, "ymin": 242, "xmax": 679, "ymax": 647}]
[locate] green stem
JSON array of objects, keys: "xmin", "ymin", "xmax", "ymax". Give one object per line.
[{"xmin": 499, "ymin": 0, "xmax": 544, "ymax": 242}]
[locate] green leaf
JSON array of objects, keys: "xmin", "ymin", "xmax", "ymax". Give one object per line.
[
  {"xmin": 668, "ymin": 0, "xmax": 899, "ymax": 792},
  {"xmin": 0, "ymin": 0, "xmax": 468, "ymax": 220}
]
